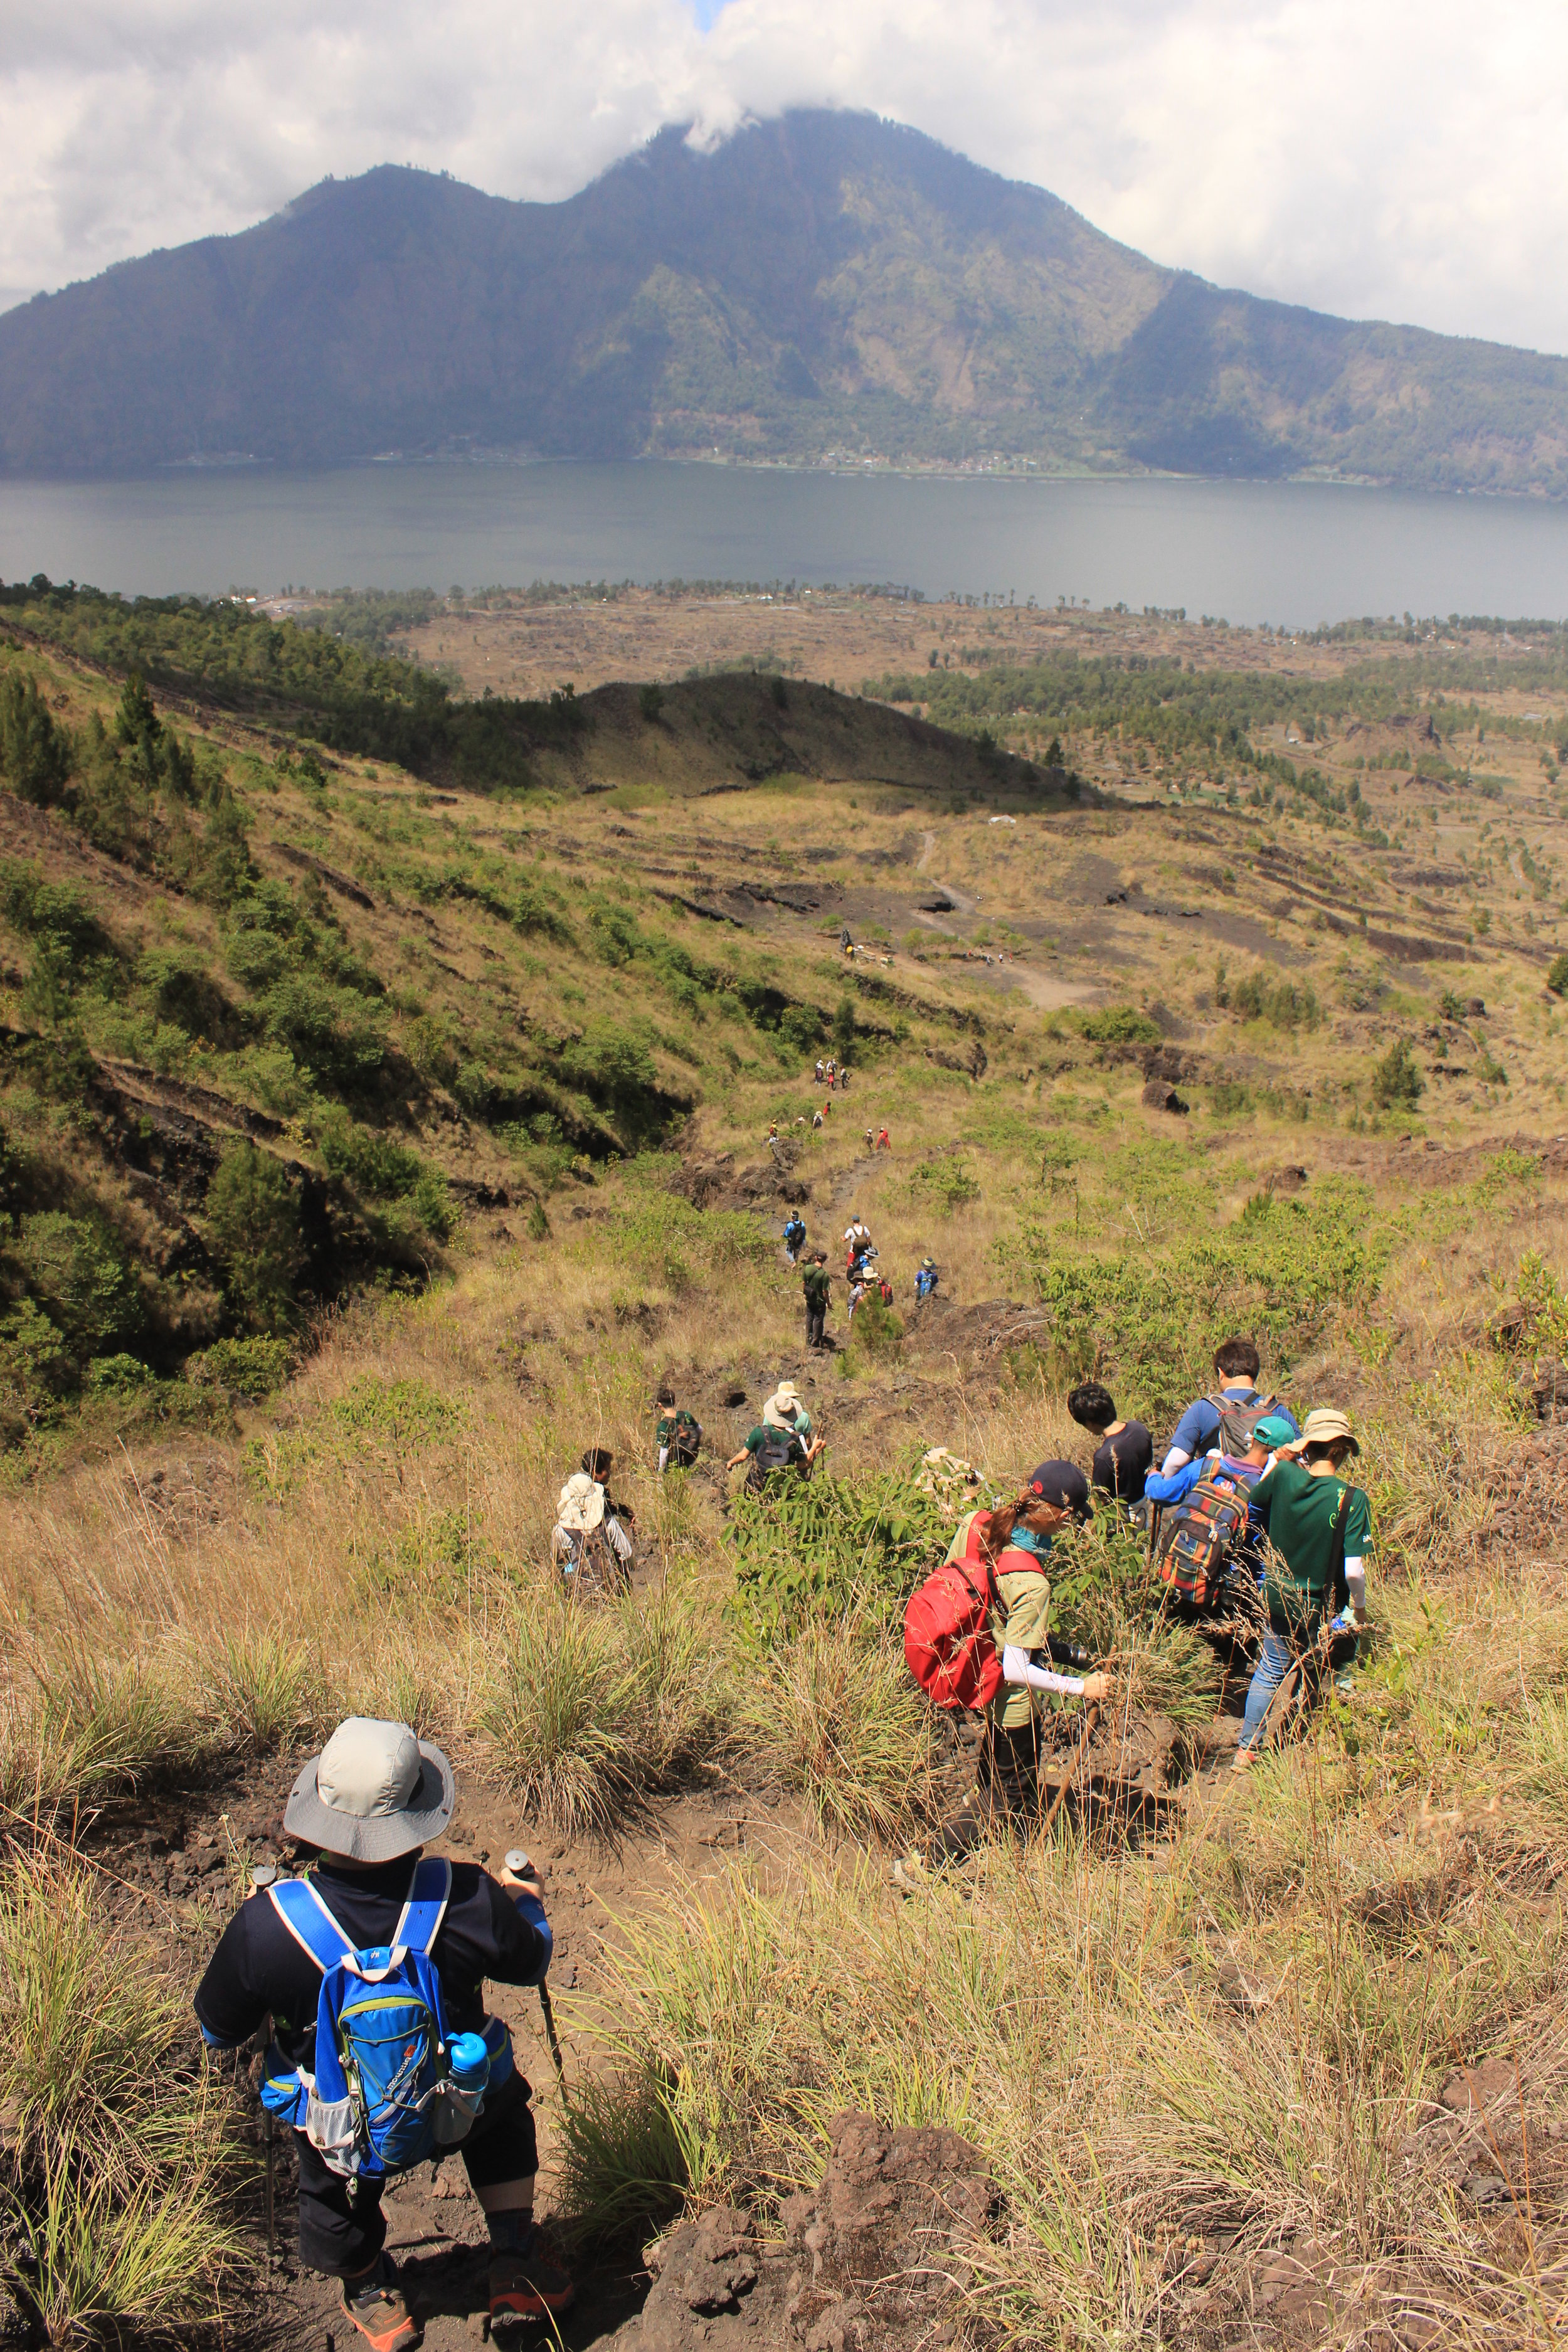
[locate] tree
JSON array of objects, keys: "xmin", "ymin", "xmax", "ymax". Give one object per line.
[
  {"xmin": 0, "ymin": 674, "xmax": 73, "ymax": 808},
  {"xmin": 1547, "ymin": 953, "xmax": 1568, "ymax": 998},
  {"xmin": 832, "ymin": 993, "xmax": 857, "ymax": 1067},
  {"xmin": 205, "ymin": 1140, "xmax": 302, "ymax": 1330},
  {"xmin": 638, "ymin": 683, "xmax": 665, "ymax": 723},
  {"xmin": 1370, "ymin": 1039, "xmax": 1424, "ymax": 1110}
]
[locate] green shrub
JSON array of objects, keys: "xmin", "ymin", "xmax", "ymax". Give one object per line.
[
  {"xmin": 187, "ymin": 1335, "xmax": 292, "ymax": 1398},
  {"xmin": 908, "ymin": 1155, "xmax": 981, "ymax": 1213},
  {"xmin": 1370, "ymin": 1039, "xmax": 1425, "ymax": 1110},
  {"xmin": 8, "ymin": 1212, "xmax": 137, "ymax": 1362},
  {"xmin": 0, "ymin": 674, "xmax": 72, "ymax": 808},
  {"xmin": 725, "ymin": 1470, "xmax": 949, "ymax": 1648},
  {"xmin": 638, "ymin": 682, "xmax": 665, "ymax": 722},
  {"xmin": 412, "ymin": 1167, "xmax": 457, "ymax": 1241},
  {"xmin": 0, "ymin": 1300, "xmax": 71, "ymax": 1433},
  {"xmin": 204, "ymin": 1140, "xmax": 301, "ymax": 1330},
  {"xmin": 1078, "ymin": 1005, "xmax": 1161, "ymax": 1047},
  {"xmin": 736, "ymin": 1623, "xmax": 935, "ymax": 1840},
  {"xmin": 85, "ymin": 1352, "xmax": 154, "ymax": 1394},
  {"xmin": 1547, "ymin": 953, "xmax": 1568, "ymax": 998},
  {"xmin": 1227, "ymin": 969, "xmax": 1320, "ymax": 1029},
  {"xmin": 848, "ymin": 1293, "xmax": 904, "ymax": 1357},
  {"xmin": 317, "ymin": 1111, "xmax": 422, "ymax": 1198},
  {"xmin": 832, "ymin": 994, "xmax": 857, "ymax": 1064},
  {"xmin": 135, "ymin": 946, "xmax": 235, "ymax": 1042}
]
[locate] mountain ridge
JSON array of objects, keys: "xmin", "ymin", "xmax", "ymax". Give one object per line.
[{"xmin": 2, "ymin": 109, "xmax": 1566, "ymax": 495}]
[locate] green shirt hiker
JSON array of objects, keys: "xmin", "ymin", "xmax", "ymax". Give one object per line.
[{"xmin": 1253, "ymin": 1454, "xmax": 1372, "ymax": 1632}]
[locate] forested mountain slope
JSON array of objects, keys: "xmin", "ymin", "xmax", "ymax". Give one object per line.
[{"xmin": 2, "ymin": 110, "xmax": 1565, "ymax": 492}]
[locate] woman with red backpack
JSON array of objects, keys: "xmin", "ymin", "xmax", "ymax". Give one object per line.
[{"xmin": 901, "ymin": 1478, "xmax": 1111, "ymax": 1875}]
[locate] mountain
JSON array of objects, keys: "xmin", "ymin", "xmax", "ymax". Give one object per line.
[{"xmin": 3, "ymin": 109, "xmax": 1567, "ymax": 494}]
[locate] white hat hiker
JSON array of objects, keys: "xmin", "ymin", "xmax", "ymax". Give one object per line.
[
  {"xmin": 762, "ymin": 1382, "xmax": 804, "ymax": 1428},
  {"xmin": 283, "ymin": 1716, "xmax": 455, "ymax": 1863},
  {"xmin": 556, "ymin": 1471, "xmax": 606, "ymax": 1532}
]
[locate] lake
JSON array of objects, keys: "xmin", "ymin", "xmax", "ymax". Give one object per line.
[{"xmin": 1, "ymin": 463, "xmax": 1566, "ymax": 628}]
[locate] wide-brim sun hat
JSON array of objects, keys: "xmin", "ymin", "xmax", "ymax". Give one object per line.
[
  {"xmin": 763, "ymin": 1382, "xmax": 803, "ymax": 1427},
  {"xmin": 1301, "ymin": 1407, "xmax": 1360, "ymax": 1455},
  {"xmin": 284, "ymin": 1716, "xmax": 455, "ymax": 1862},
  {"xmin": 556, "ymin": 1471, "xmax": 605, "ymax": 1532}
]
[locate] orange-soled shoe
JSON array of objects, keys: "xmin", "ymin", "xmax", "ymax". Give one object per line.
[
  {"xmin": 489, "ymin": 2238, "xmax": 576, "ymax": 2328},
  {"xmin": 340, "ymin": 2257, "xmax": 421, "ymax": 2352}
]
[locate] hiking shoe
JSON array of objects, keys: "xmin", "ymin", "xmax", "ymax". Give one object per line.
[
  {"xmin": 340, "ymin": 2255, "xmax": 421, "ymax": 2352},
  {"xmin": 1231, "ymin": 1745, "xmax": 1256, "ymax": 1772},
  {"xmin": 490, "ymin": 2237, "xmax": 576, "ymax": 2328}
]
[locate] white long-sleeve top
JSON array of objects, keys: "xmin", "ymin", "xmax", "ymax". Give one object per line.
[{"xmin": 1001, "ymin": 1643, "xmax": 1086, "ymax": 1699}]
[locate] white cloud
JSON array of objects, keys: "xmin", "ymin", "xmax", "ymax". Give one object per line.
[{"xmin": 1, "ymin": 0, "xmax": 1564, "ymax": 354}]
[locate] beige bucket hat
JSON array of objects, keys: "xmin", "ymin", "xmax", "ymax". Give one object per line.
[
  {"xmin": 283, "ymin": 1716, "xmax": 455, "ymax": 1862},
  {"xmin": 556, "ymin": 1471, "xmax": 606, "ymax": 1531},
  {"xmin": 1300, "ymin": 1407, "xmax": 1360, "ymax": 1456},
  {"xmin": 762, "ymin": 1381, "xmax": 804, "ymax": 1428}
]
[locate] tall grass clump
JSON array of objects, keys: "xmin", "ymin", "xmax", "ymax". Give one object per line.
[
  {"xmin": 0, "ymin": 1654, "xmax": 206, "ymax": 1829},
  {"xmin": 0, "ymin": 1849, "xmax": 244, "ymax": 2339},
  {"xmin": 736, "ymin": 1622, "xmax": 935, "ymax": 1841},
  {"xmin": 479, "ymin": 1592, "xmax": 730, "ymax": 1835}
]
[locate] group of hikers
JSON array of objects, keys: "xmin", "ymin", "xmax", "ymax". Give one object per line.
[
  {"xmin": 203, "ymin": 1335, "xmax": 1369, "ymax": 2339},
  {"xmin": 899, "ymin": 1334, "xmax": 1371, "ymax": 1874},
  {"xmin": 786, "ymin": 1209, "xmax": 938, "ymax": 1345}
]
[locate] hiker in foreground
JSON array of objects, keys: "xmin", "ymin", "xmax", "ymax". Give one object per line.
[
  {"xmin": 1158, "ymin": 1337, "xmax": 1299, "ymax": 1475},
  {"xmin": 194, "ymin": 1718, "xmax": 573, "ymax": 2349},
  {"xmin": 902, "ymin": 1476, "xmax": 1111, "ymax": 1873},
  {"xmin": 1234, "ymin": 1409, "xmax": 1372, "ymax": 1767}
]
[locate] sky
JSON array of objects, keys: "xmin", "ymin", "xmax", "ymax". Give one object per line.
[{"xmin": 2, "ymin": 0, "xmax": 1565, "ymax": 353}]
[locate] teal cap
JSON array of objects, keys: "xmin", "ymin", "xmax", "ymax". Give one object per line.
[{"xmin": 1254, "ymin": 1414, "xmax": 1296, "ymax": 1449}]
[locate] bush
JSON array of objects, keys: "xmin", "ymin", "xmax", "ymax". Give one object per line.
[
  {"xmin": 204, "ymin": 1140, "xmax": 301, "ymax": 1330},
  {"xmin": 848, "ymin": 1293, "xmax": 904, "ymax": 1357},
  {"xmin": 637, "ymin": 682, "xmax": 665, "ymax": 722},
  {"xmin": 1370, "ymin": 1039, "xmax": 1425, "ymax": 1110},
  {"xmin": 1548, "ymin": 953, "xmax": 1568, "ymax": 998},
  {"xmin": 0, "ymin": 674, "xmax": 72, "ymax": 808},
  {"xmin": 725, "ymin": 1470, "xmax": 949, "ymax": 1648},
  {"xmin": 1226, "ymin": 968, "xmax": 1320, "ymax": 1029},
  {"xmin": 908, "ymin": 1155, "xmax": 981, "ymax": 1214},
  {"xmin": 8, "ymin": 1211, "xmax": 137, "ymax": 1364},
  {"xmin": 1078, "ymin": 1005, "xmax": 1161, "ymax": 1047},
  {"xmin": 832, "ymin": 994, "xmax": 856, "ymax": 1064},
  {"xmin": 187, "ymin": 1334, "xmax": 292, "ymax": 1399}
]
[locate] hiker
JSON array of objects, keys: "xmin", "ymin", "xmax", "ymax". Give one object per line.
[
  {"xmin": 915, "ymin": 1256, "xmax": 940, "ymax": 1302},
  {"xmin": 1066, "ymin": 1381, "xmax": 1153, "ymax": 1505},
  {"xmin": 812, "ymin": 1108, "xmax": 824, "ymax": 1130},
  {"xmin": 876, "ymin": 1124, "xmax": 891, "ymax": 1152},
  {"xmin": 802, "ymin": 1249, "xmax": 832, "ymax": 1349},
  {"xmin": 910, "ymin": 1493, "xmax": 1112, "ymax": 1868},
  {"xmin": 815, "ymin": 1058, "xmax": 825, "ymax": 1084},
  {"xmin": 553, "ymin": 1463, "xmax": 634, "ymax": 1594},
  {"xmin": 838, "ymin": 1066, "xmax": 850, "ymax": 1093},
  {"xmin": 654, "ymin": 1392, "xmax": 702, "ymax": 1472},
  {"xmin": 1234, "ymin": 1410, "xmax": 1372, "ymax": 1767},
  {"xmin": 1024, "ymin": 1458, "xmax": 1092, "ymax": 1523},
  {"xmin": 864, "ymin": 1128, "xmax": 875, "ymax": 1150},
  {"xmin": 1158, "ymin": 1338, "xmax": 1299, "ymax": 1476},
  {"xmin": 826, "ymin": 1056, "xmax": 837, "ymax": 1088},
  {"xmin": 843, "ymin": 1215, "xmax": 872, "ymax": 1262},
  {"xmin": 1145, "ymin": 1411, "xmax": 1297, "ymax": 1613},
  {"xmin": 761, "ymin": 1378, "xmax": 813, "ymax": 1441},
  {"xmin": 768, "ymin": 1120, "xmax": 778, "ymax": 1141},
  {"xmin": 194, "ymin": 1717, "xmax": 573, "ymax": 2346},
  {"xmin": 840, "ymin": 926, "xmax": 852, "ymax": 953},
  {"xmin": 847, "ymin": 1267, "xmax": 868, "ymax": 1322},
  {"xmin": 782, "ymin": 1210, "xmax": 807, "ymax": 1264},
  {"xmin": 726, "ymin": 1405, "xmax": 824, "ymax": 1490}
]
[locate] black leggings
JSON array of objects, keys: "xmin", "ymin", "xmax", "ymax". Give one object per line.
[
  {"xmin": 930, "ymin": 1719, "xmax": 1051, "ymax": 1862},
  {"xmin": 295, "ymin": 2065, "xmax": 538, "ymax": 2277}
]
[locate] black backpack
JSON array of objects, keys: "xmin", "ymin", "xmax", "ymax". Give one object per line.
[{"xmin": 748, "ymin": 1427, "xmax": 805, "ymax": 1491}]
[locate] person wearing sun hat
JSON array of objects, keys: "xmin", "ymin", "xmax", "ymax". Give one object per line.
[
  {"xmin": 761, "ymin": 1379, "xmax": 813, "ymax": 1439},
  {"xmin": 1234, "ymin": 1408, "xmax": 1372, "ymax": 1765},
  {"xmin": 193, "ymin": 1717, "xmax": 574, "ymax": 2345}
]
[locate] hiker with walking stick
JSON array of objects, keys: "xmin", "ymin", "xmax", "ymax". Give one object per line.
[
  {"xmin": 1233, "ymin": 1409, "xmax": 1372, "ymax": 1769},
  {"xmin": 193, "ymin": 1717, "xmax": 575, "ymax": 2348}
]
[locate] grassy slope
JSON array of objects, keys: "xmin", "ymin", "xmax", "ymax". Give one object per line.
[{"xmin": 0, "ymin": 601, "xmax": 1567, "ymax": 2340}]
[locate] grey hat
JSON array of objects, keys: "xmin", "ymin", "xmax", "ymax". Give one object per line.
[{"xmin": 283, "ymin": 1716, "xmax": 455, "ymax": 1862}]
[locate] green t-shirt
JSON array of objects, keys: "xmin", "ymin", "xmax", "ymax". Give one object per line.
[
  {"xmin": 1254, "ymin": 1457, "xmax": 1372, "ymax": 1628},
  {"xmin": 657, "ymin": 1411, "xmax": 699, "ymax": 1448},
  {"xmin": 744, "ymin": 1424, "xmax": 805, "ymax": 1464},
  {"xmin": 802, "ymin": 1266, "xmax": 831, "ymax": 1308}
]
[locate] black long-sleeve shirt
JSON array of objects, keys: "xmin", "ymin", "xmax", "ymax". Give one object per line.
[{"xmin": 194, "ymin": 1853, "xmax": 546, "ymax": 2067}]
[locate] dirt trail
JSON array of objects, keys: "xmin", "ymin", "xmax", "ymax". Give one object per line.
[{"xmin": 913, "ymin": 828, "xmax": 977, "ymax": 914}]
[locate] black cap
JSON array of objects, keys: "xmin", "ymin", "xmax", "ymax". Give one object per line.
[{"xmin": 1026, "ymin": 1460, "xmax": 1091, "ymax": 1521}]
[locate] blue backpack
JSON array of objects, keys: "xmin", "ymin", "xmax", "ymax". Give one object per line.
[{"xmin": 258, "ymin": 1857, "xmax": 498, "ymax": 2180}]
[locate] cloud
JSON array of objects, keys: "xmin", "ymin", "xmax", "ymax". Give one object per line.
[{"xmin": 2, "ymin": 0, "xmax": 1564, "ymax": 354}]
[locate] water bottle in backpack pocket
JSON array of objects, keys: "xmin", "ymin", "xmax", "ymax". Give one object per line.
[{"xmin": 258, "ymin": 1857, "xmax": 502, "ymax": 2180}]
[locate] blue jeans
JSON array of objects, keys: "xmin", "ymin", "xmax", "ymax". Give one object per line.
[{"xmin": 1239, "ymin": 1633, "xmax": 1293, "ymax": 1749}]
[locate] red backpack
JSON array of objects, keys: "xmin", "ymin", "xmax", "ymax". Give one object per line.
[{"xmin": 904, "ymin": 1517, "xmax": 1045, "ymax": 1710}]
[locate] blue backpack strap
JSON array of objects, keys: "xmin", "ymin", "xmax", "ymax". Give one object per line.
[
  {"xmin": 392, "ymin": 1857, "xmax": 452, "ymax": 1957},
  {"xmin": 269, "ymin": 1875, "xmax": 357, "ymax": 1973}
]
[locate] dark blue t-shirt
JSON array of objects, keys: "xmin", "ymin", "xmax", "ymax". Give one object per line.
[{"xmin": 1166, "ymin": 1388, "xmax": 1298, "ymax": 1464}]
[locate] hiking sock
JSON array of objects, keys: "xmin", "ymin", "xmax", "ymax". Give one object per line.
[{"xmin": 487, "ymin": 2211, "xmax": 533, "ymax": 2258}]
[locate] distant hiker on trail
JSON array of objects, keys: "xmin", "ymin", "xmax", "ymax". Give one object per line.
[
  {"xmin": 783, "ymin": 1210, "xmax": 807, "ymax": 1264},
  {"xmin": 812, "ymin": 1108, "xmax": 824, "ymax": 1130},
  {"xmin": 840, "ymin": 926, "xmax": 852, "ymax": 953},
  {"xmin": 844, "ymin": 1216, "xmax": 872, "ymax": 1261},
  {"xmin": 1067, "ymin": 1381, "xmax": 1153, "ymax": 1505},
  {"xmin": 864, "ymin": 1128, "xmax": 876, "ymax": 1149},
  {"xmin": 194, "ymin": 1717, "xmax": 573, "ymax": 2347},
  {"xmin": 803, "ymin": 1250, "xmax": 832, "ymax": 1350},
  {"xmin": 1159, "ymin": 1338, "xmax": 1299, "ymax": 1476},
  {"xmin": 825, "ymin": 1056, "xmax": 837, "ymax": 1088},
  {"xmin": 815, "ymin": 1058, "xmax": 825, "ymax": 1084},
  {"xmin": 915, "ymin": 1256, "xmax": 940, "ymax": 1301},
  {"xmin": 876, "ymin": 1124, "xmax": 891, "ymax": 1151},
  {"xmin": 654, "ymin": 1392, "xmax": 702, "ymax": 1473},
  {"xmin": 838, "ymin": 1066, "xmax": 850, "ymax": 1093},
  {"xmin": 901, "ymin": 1492, "xmax": 1112, "ymax": 1875},
  {"xmin": 1234, "ymin": 1409, "xmax": 1371, "ymax": 1768}
]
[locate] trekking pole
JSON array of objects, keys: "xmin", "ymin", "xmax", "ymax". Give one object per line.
[
  {"xmin": 1040, "ymin": 1703, "xmax": 1099, "ymax": 1837},
  {"xmin": 506, "ymin": 1853, "xmax": 567, "ymax": 2099}
]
